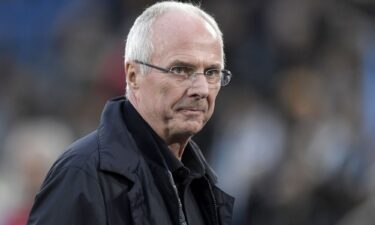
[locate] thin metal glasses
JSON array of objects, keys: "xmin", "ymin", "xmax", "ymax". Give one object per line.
[{"xmin": 134, "ymin": 60, "xmax": 232, "ymax": 87}]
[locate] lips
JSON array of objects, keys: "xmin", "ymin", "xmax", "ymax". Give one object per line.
[
  {"xmin": 176, "ymin": 104, "xmax": 207, "ymax": 112},
  {"xmin": 175, "ymin": 105, "xmax": 207, "ymax": 118},
  {"xmin": 177, "ymin": 108, "xmax": 205, "ymax": 118},
  {"xmin": 178, "ymin": 107, "xmax": 205, "ymax": 112},
  {"xmin": 174, "ymin": 100, "xmax": 208, "ymax": 113}
]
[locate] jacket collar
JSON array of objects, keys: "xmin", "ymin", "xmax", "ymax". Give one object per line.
[
  {"xmin": 97, "ymin": 96, "xmax": 140, "ymax": 182},
  {"xmin": 122, "ymin": 99, "xmax": 180, "ymax": 172}
]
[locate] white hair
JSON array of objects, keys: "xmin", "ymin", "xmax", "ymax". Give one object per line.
[{"xmin": 124, "ymin": 1, "xmax": 224, "ymax": 95}]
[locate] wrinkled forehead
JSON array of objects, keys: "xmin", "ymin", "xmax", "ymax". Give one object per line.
[
  {"xmin": 154, "ymin": 10, "xmax": 218, "ymax": 37},
  {"xmin": 150, "ymin": 10, "xmax": 222, "ymax": 58}
]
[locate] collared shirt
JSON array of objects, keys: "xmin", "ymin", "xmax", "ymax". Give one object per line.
[{"xmin": 123, "ymin": 100, "xmax": 206, "ymax": 225}]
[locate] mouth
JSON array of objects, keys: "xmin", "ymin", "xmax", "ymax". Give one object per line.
[
  {"xmin": 178, "ymin": 107, "xmax": 204, "ymax": 111},
  {"xmin": 176, "ymin": 107, "xmax": 206, "ymax": 116},
  {"xmin": 174, "ymin": 100, "xmax": 208, "ymax": 117}
]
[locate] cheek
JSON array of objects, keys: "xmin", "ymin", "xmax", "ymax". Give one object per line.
[
  {"xmin": 160, "ymin": 80, "xmax": 183, "ymax": 99},
  {"xmin": 208, "ymin": 90, "xmax": 220, "ymax": 111},
  {"xmin": 154, "ymin": 81, "xmax": 183, "ymax": 114},
  {"xmin": 159, "ymin": 82, "xmax": 170, "ymax": 98}
]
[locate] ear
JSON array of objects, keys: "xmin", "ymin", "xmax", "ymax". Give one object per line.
[{"xmin": 125, "ymin": 61, "xmax": 140, "ymax": 90}]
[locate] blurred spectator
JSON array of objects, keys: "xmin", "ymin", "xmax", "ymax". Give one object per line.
[
  {"xmin": 210, "ymin": 90, "xmax": 287, "ymax": 225},
  {"xmin": 0, "ymin": 119, "xmax": 73, "ymax": 225}
]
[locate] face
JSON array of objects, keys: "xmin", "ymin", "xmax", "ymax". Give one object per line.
[{"xmin": 128, "ymin": 11, "xmax": 223, "ymax": 145}]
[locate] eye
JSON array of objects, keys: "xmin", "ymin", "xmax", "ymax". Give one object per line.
[
  {"xmin": 204, "ymin": 69, "xmax": 221, "ymax": 77},
  {"xmin": 169, "ymin": 66, "xmax": 194, "ymax": 76}
]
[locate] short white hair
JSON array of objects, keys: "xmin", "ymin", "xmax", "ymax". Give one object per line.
[{"xmin": 124, "ymin": 1, "xmax": 224, "ymax": 94}]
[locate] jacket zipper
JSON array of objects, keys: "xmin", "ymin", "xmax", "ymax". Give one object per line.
[
  {"xmin": 168, "ymin": 171, "xmax": 188, "ymax": 225},
  {"xmin": 204, "ymin": 176, "xmax": 219, "ymax": 225}
]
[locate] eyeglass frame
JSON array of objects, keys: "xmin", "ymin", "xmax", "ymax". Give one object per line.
[{"xmin": 134, "ymin": 60, "xmax": 232, "ymax": 87}]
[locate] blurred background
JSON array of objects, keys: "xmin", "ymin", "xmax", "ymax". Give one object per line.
[{"xmin": 0, "ymin": 0, "xmax": 374, "ymax": 224}]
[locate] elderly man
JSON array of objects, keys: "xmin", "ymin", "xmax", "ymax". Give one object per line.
[{"xmin": 27, "ymin": 1, "xmax": 234, "ymax": 225}]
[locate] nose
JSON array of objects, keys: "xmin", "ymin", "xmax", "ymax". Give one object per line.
[{"xmin": 187, "ymin": 73, "xmax": 209, "ymax": 99}]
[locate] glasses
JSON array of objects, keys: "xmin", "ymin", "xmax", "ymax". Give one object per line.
[{"xmin": 134, "ymin": 60, "xmax": 232, "ymax": 87}]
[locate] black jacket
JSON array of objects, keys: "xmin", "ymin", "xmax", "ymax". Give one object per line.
[{"xmin": 27, "ymin": 97, "xmax": 234, "ymax": 225}]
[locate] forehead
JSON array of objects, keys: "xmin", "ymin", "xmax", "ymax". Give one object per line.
[{"xmin": 150, "ymin": 10, "xmax": 222, "ymax": 64}]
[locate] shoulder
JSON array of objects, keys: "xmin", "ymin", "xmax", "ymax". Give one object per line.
[
  {"xmin": 28, "ymin": 132, "xmax": 107, "ymax": 225},
  {"xmin": 45, "ymin": 131, "xmax": 100, "ymax": 182}
]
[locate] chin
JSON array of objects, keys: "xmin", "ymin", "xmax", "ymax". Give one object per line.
[
  {"xmin": 170, "ymin": 122, "xmax": 204, "ymax": 139},
  {"xmin": 184, "ymin": 120, "xmax": 205, "ymax": 132}
]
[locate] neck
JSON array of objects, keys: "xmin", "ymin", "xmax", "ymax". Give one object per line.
[{"xmin": 167, "ymin": 141, "xmax": 189, "ymax": 160}]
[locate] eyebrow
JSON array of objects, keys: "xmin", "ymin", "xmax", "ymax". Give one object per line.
[
  {"xmin": 168, "ymin": 59, "xmax": 222, "ymax": 69},
  {"xmin": 168, "ymin": 60, "xmax": 195, "ymax": 68}
]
